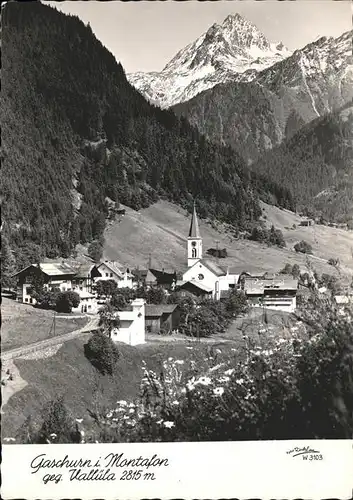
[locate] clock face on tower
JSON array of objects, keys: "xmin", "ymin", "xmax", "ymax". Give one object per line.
[
  {"xmin": 198, "ymin": 274, "xmax": 204, "ymax": 280},
  {"xmin": 191, "ymin": 241, "xmax": 197, "ymax": 247}
]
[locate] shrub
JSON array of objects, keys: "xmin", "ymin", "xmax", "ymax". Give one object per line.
[
  {"xmin": 294, "ymin": 240, "xmax": 313, "ymax": 254},
  {"xmin": 55, "ymin": 291, "xmax": 80, "ymax": 313},
  {"xmin": 84, "ymin": 331, "xmax": 120, "ymax": 375}
]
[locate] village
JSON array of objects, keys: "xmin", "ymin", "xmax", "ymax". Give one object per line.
[{"xmin": 6, "ymin": 204, "xmax": 352, "ymax": 349}]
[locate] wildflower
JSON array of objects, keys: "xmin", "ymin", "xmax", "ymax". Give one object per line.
[
  {"xmin": 75, "ymin": 418, "xmax": 83, "ymax": 423},
  {"xmin": 174, "ymin": 360, "xmax": 184, "ymax": 365},
  {"xmin": 196, "ymin": 376, "xmax": 212, "ymax": 386},
  {"xmin": 129, "ymin": 408, "xmax": 135, "ymax": 414},
  {"xmin": 168, "ymin": 357, "xmax": 173, "ymax": 361},
  {"xmin": 224, "ymin": 368, "xmax": 235, "ymax": 376},
  {"xmin": 213, "ymin": 387, "xmax": 224, "ymax": 396},
  {"xmin": 172, "ymin": 400, "xmax": 180, "ymax": 405},
  {"xmin": 210, "ymin": 363, "xmax": 225, "ymax": 372},
  {"xmin": 4, "ymin": 437, "xmax": 16, "ymax": 442},
  {"xmin": 163, "ymin": 421, "xmax": 175, "ymax": 428},
  {"xmin": 219, "ymin": 376, "xmax": 230, "ymax": 383},
  {"xmin": 50, "ymin": 433, "xmax": 57, "ymax": 439},
  {"xmin": 235, "ymin": 378, "xmax": 244, "ymax": 385},
  {"xmin": 117, "ymin": 400, "xmax": 127, "ymax": 405},
  {"xmin": 156, "ymin": 419, "xmax": 163, "ymax": 425},
  {"xmin": 128, "ymin": 403, "xmax": 135, "ymax": 408},
  {"xmin": 106, "ymin": 411, "xmax": 113, "ymax": 418},
  {"xmin": 186, "ymin": 347, "xmax": 193, "ymax": 350}
]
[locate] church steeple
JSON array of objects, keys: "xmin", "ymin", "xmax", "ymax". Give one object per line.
[
  {"xmin": 187, "ymin": 202, "xmax": 202, "ymax": 267},
  {"xmin": 189, "ymin": 202, "xmax": 200, "ymax": 238}
]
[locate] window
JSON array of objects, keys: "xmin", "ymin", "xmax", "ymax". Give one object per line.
[
  {"xmin": 192, "ymin": 248, "xmax": 197, "ymax": 258},
  {"xmin": 25, "ymin": 298, "xmax": 29, "ymax": 302},
  {"xmin": 198, "ymin": 274, "xmax": 204, "ymax": 281},
  {"xmin": 106, "ymin": 273, "xmax": 109, "ymax": 277}
]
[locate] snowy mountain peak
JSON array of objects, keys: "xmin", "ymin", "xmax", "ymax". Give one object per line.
[{"xmin": 128, "ymin": 13, "xmax": 291, "ymax": 108}]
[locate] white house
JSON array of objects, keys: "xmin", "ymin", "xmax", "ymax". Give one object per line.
[
  {"xmin": 181, "ymin": 205, "xmax": 240, "ymax": 300},
  {"xmin": 94, "ymin": 261, "xmax": 133, "ymax": 289},
  {"xmin": 72, "ymin": 290, "xmax": 99, "ymax": 314},
  {"xmin": 110, "ymin": 298, "xmax": 146, "ymax": 346},
  {"xmin": 243, "ymin": 276, "xmax": 298, "ymax": 313}
]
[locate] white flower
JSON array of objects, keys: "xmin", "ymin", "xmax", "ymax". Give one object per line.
[
  {"xmin": 106, "ymin": 411, "xmax": 113, "ymax": 418},
  {"xmin": 163, "ymin": 421, "xmax": 175, "ymax": 429},
  {"xmin": 117, "ymin": 400, "xmax": 127, "ymax": 405},
  {"xmin": 129, "ymin": 408, "xmax": 135, "ymax": 414},
  {"xmin": 174, "ymin": 359, "xmax": 184, "ymax": 365},
  {"xmin": 196, "ymin": 376, "xmax": 212, "ymax": 386},
  {"xmin": 219, "ymin": 376, "xmax": 230, "ymax": 383},
  {"xmin": 186, "ymin": 347, "xmax": 193, "ymax": 350},
  {"xmin": 224, "ymin": 368, "xmax": 235, "ymax": 376},
  {"xmin": 168, "ymin": 357, "xmax": 173, "ymax": 361},
  {"xmin": 172, "ymin": 400, "xmax": 180, "ymax": 405},
  {"xmin": 210, "ymin": 363, "xmax": 225, "ymax": 372},
  {"xmin": 128, "ymin": 403, "xmax": 135, "ymax": 408},
  {"xmin": 213, "ymin": 387, "xmax": 224, "ymax": 396},
  {"xmin": 50, "ymin": 433, "xmax": 57, "ymax": 438},
  {"xmin": 75, "ymin": 418, "xmax": 83, "ymax": 424},
  {"xmin": 4, "ymin": 437, "xmax": 16, "ymax": 442},
  {"xmin": 235, "ymin": 378, "xmax": 244, "ymax": 385}
]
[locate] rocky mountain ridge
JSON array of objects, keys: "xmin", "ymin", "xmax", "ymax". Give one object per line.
[
  {"xmin": 173, "ymin": 29, "xmax": 353, "ymax": 164},
  {"xmin": 128, "ymin": 13, "xmax": 291, "ymax": 108}
]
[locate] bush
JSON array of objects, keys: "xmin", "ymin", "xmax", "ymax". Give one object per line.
[
  {"xmin": 55, "ymin": 291, "xmax": 80, "ymax": 313},
  {"xmin": 294, "ymin": 240, "xmax": 313, "ymax": 254},
  {"xmin": 84, "ymin": 331, "xmax": 120, "ymax": 375}
]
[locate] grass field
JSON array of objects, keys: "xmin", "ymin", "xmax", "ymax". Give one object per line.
[
  {"xmin": 102, "ymin": 200, "xmax": 353, "ymax": 278},
  {"xmin": 1, "ymin": 335, "xmax": 235, "ymax": 440},
  {"xmin": 1, "ymin": 297, "xmax": 88, "ymax": 351}
]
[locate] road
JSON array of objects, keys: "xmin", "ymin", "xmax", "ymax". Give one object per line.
[{"xmin": 1, "ymin": 316, "xmax": 100, "ymax": 361}]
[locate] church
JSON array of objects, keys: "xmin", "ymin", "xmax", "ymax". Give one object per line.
[{"xmin": 177, "ymin": 204, "xmax": 240, "ymax": 300}]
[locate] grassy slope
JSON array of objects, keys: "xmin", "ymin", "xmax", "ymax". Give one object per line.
[
  {"xmin": 1, "ymin": 336, "xmax": 228, "ymax": 439},
  {"xmin": 1, "ymin": 298, "xmax": 88, "ymax": 351},
  {"xmin": 103, "ymin": 200, "xmax": 353, "ymax": 277}
]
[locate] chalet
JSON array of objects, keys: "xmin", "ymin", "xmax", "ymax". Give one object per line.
[
  {"xmin": 145, "ymin": 304, "xmax": 181, "ymax": 333},
  {"xmin": 72, "ymin": 290, "xmax": 99, "ymax": 314},
  {"xmin": 243, "ymin": 275, "xmax": 298, "ymax": 313},
  {"xmin": 94, "ymin": 261, "xmax": 133, "ymax": 289},
  {"xmin": 145, "ymin": 268, "xmax": 177, "ymax": 289},
  {"xmin": 13, "ymin": 262, "xmax": 78, "ymax": 304},
  {"xmin": 299, "ymin": 219, "xmax": 313, "ymax": 227}
]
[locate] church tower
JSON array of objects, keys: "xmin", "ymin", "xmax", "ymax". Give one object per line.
[{"xmin": 187, "ymin": 203, "xmax": 202, "ymax": 267}]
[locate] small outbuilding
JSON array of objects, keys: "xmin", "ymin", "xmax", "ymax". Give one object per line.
[{"xmin": 145, "ymin": 304, "xmax": 181, "ymax": 333}]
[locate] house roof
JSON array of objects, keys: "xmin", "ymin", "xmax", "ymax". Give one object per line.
[
  {"xmin": 145, "ymin": 304, "xmax": 178, "ymax": 317},
  {"xmin": 199, "ymin": 259, "xmax": 226, "ymax": 277},
  {"xmin": 177, "ymin": 280, "xmax": 213, "ymax": 293},
  {"xmin": 98, "ymin": 261, "xmax": 124, "ymax": 278},
  {"xmin": 244, "ymin": 277, "xmax": 298, "ymax": 294},
  {"xmin": 12, "ymin": 262, "xmax": 77, "ymax": 278},
  {"xmin": 147, "ymin": 268, "xmax": 177, "ymax": 285},
  {"xmin": 188, "ymin": 203, "xmax": 201, "ymax": 238}
]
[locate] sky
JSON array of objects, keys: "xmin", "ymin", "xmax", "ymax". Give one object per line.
[{"xmin": 46, "ymin": 1, "xmax": 352, "ymax": 73}]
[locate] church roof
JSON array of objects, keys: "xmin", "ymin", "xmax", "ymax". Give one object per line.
[
  {"xmin": 200, "ymin": 259, "xmax": 226, "ymax": 277},
  {"xmin": 188, "ymin": 203, "xmax": 201, "ymax": 238}
]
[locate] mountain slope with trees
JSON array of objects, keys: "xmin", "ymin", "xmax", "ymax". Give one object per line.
[
  {"xmin": 251, "ymin": 102, "xmax": 353, "ymax": 224},
  {"xmin": 173, "ymin": 30, "xmax": 353, "ymax": 165},
  {"xmin": 1, "ymin": 2, "xmax": 294, "ymax": 284}
]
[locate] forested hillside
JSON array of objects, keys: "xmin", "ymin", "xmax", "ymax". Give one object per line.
[
  {"xmin": 251, "ymin": 102, "xmax": 353, "ymax": 224},
  {"xmin": 1, "ymin": 2, "xmax": 293, "ymax": 282}
]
